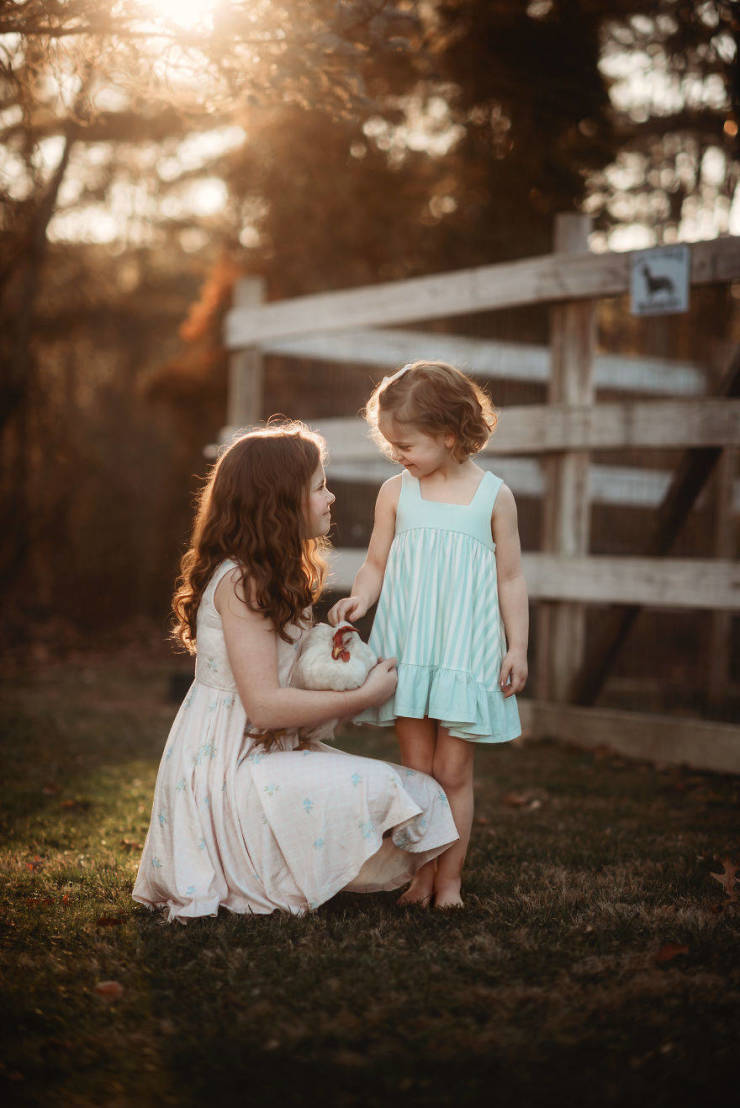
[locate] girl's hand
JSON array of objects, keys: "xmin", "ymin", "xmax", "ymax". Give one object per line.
[
  {"xmin": 499, "ymin": 649, "xmax": 528, "ymax": 698},
  {"xmin": 360, "ymin": 657, "xmax": 398, "ymax": 706},
  {"xmin": 328, "ymin": 595, "xmax": 369, "ymax": 626}
]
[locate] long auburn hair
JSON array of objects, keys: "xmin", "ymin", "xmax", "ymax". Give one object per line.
[{"xmin": 172, "ymin": 421, "xmax": 328, "ymax": 653}]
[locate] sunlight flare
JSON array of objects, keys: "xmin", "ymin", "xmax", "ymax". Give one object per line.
[{"xmin": 142, "ymin": 0, "xmax": 217, "ymax": 30}]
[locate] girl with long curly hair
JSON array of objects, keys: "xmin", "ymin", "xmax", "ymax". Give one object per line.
[{"xmin": 133, "ymin": 421, "xmax": 458, "ymax": 921}]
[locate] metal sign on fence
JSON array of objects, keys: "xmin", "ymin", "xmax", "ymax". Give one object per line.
[{"xmin": 630, "ymin": 245, "xmax": 690, "ymax": 316}]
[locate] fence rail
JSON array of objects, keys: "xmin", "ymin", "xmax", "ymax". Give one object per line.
[
  {"xmin": 313, "ymin": 401, "xmax": 740, "ymax": 456},
  {"xmin": 320, "ymin": 455, "xmax": 740, "ymax": 512},
  {"xmin": 226, "ymin": 235, "xmax": 740, "ymax": 346},
  {"xmin": 259, "ymin": 329, "xmax": 706, "ymax": 396},
  {"xmin": 517, "ymin": 701, "xmax": 740, "ymax": 775},
  {"xmin": 327, "ymin": 549, "xmax": 740, "ymax": 611}
]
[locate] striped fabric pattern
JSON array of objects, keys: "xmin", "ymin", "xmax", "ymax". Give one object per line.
[{"xmin": 355, "ymin": 470, "xmax": 521, "ymax": 744}]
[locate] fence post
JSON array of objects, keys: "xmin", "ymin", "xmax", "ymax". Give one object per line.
[
  {"xmin": 227, "ymin": 277, "xmax": 265, "ymax": 428},
  {"xmin": 708, "ymin": 446, "xmax": 736, "ymax": 711},
  {"xmin": 535, "ymin": 213, "xmax": 596, "ymax": 701}
]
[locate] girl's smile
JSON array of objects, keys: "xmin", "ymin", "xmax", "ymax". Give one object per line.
[{"xmin": 377, "ymin": 414, "xmax": 455, "ymax": 480}]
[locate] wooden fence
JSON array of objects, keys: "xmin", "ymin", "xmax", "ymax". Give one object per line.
[{"xmin": 222, "ymin": 215, "xmax": 740, "ymax": 774}]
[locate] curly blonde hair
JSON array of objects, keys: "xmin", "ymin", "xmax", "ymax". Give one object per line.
[
  {"xmin": 364, "ymin": 361, "xmax": 497, "ymax": 462},
  {"xmin": 172, "ymin": 421, "xmax": 328, "ymax": 653}
]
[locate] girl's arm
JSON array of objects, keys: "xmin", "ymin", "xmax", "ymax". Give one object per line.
[
  {"xmin": 328, "ymin": 475, "xmax": 400, "ymax": 625},
  {"xmin": 215, "ymin": 571, "xmax": 397, "ymax": 730},
  {"xmin": 492, "ymin": 484, "xmax": 529, "ymax": 698}
]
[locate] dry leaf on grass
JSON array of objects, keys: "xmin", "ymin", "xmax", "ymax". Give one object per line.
[
  {"xmin": 94, "ymin": 980, "xmax": 124, "ymax": 1000},
  {"xmin": 502, "ymin": 791, "xmax": 543, "ymax": 810},
  {"xmin": 96, "ymin": 915, "xmax": 124, "ymax": 927},
  {"xmin": 654, "ymin": 942, "xmax": 689, "ymax": 965},
  {"xmin": 120, "ymin": 839, "xmax": 143, "ymax": 852},
  {"xmin": 710, "ymin": 858, "xmax": 739, "ymax": 901}
]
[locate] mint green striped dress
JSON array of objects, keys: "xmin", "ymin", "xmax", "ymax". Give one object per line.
[{"xmin": 355, "ymin": 469, "xmax": 521, "ymax": 743}]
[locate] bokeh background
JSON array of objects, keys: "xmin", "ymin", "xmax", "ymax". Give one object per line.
[{"xmin": 2, "ymin": 8, "xmax": 740, "ymax": 1107}]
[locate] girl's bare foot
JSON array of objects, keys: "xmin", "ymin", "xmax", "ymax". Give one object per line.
[
  {"xmin": 397, "ymin": 878, "xmax": 434, "ymax": 907},
  {"xmin": 433, "ymin": 878, "xmax": 464, "ymax": 909}
]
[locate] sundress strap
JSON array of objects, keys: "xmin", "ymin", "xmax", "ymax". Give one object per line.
[
  {"xmin": 202, "ymin": 558, "xmax": 240, "ymax": 611},
  {"xmin": 481, "ymin": 471, "xmax": 505, "ymax": 515}
]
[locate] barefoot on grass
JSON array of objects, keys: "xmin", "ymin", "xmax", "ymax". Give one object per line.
[
  {"xmin": 397, "ymin": 879, "xmax": 434, "ymax": 908},
  {"xmin": 433, "ymin": 879, "xmax": 464, "ymax": 910}
]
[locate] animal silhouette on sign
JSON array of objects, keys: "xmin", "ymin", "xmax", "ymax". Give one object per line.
[{"xmin": 641, "ymin": 263, "xmax": 675, "ymax": 297}]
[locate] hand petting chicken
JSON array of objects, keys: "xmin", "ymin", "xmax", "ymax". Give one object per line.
[{"xmin": 291, "ymin": 623, "xmax": 378, "ymax": 743}]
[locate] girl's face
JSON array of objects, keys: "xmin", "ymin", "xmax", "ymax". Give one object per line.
[
  {"xmin": 305, "ymin": 464, "xmax": 335, "ymax": 537},
  {"xmin": 378, "ymin": 413, "xmax": 455, "ymax": 478}
]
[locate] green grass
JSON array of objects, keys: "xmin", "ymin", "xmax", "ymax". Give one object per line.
[{"xmin": 1, "ymin": 652, "xmax": 738, "ymax": 1108}]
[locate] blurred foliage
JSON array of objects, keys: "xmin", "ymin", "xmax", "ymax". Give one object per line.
[{"xmin": 0, "ymin": 0, "xmax": 737, "ymax": 655}]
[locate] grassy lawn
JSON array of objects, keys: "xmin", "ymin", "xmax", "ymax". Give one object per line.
[{"xmin": 1, "ymin": 651, "xmax": 738, "ymax": 1108}]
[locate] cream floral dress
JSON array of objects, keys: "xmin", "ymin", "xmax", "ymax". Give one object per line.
[{"xmin": 133, "ymin": 560, "xmax": 458, "ymax": 921}]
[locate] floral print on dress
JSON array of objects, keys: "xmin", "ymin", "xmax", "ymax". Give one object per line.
[{"xmin": 195, "ymin": 742, "xmax": 216, "ymax": 765}]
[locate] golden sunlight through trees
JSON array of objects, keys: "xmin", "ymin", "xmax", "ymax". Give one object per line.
[{"xmin": 138, "ymin": 0, "xmax": 217, "ymax": 30}]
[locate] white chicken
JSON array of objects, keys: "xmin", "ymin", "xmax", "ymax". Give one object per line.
[
  {"xmin": 293, "ymin": 623, "xmax": 377, "ymax": 691},
  {"xmin": 291, "ymin": 623, "xmax": 378, "ymax": 744}
]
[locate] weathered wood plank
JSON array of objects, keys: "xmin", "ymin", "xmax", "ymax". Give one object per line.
[
  {"xmin": 489, "ymin": 399, "xmax": 740, "ymax": 452},
  {"xmin": 517, "ymin": 700, "xmax": 740, "ymax": 775},
  {"xmin": 310, "ymin": 400, "xmax": 740, "ymax": 457},
  {"xmin": 523, "ymin": 553, "xmax": 740, "ymax": 609},
  {"xmin": 326, "ymin": 548, "xmax": 740, "ymax": 610},
  {"xmin": 260, "ymin": 328, "xmax": 706, "ymax": 396},
  {"xmin": 322, "ymin": 455, "xmax": 740, "ymax": 511},
  {"xmin": 226, "ymin": 236, "xmax": 740, "ymax": 346}
]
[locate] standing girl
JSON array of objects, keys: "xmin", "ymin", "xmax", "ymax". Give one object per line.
[
  {"xmin": 133, "ymin": 421, "xmax": 458, "ymax": 921},
  {"xmin": 329, "ymin": 363, "xmax": 528, "ymax": 909}
]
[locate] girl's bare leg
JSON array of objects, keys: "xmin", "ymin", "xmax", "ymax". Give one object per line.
[
  {"xmin": 431, "ymin": 727, "xmax": 475, "ymax": 908},
  {"xmin": 395, "ymin": 716, "xmax": 437, "ymax": 906}
]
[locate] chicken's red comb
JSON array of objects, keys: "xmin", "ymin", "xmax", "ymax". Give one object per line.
[{"xmin": 331, "ymin": 624, "xmax": 359, "ymax": 662}]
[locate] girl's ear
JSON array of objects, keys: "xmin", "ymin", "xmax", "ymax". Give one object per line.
[{"xmin": 443, "ymin": 432, "xmax": 456, "ymax": 451}]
